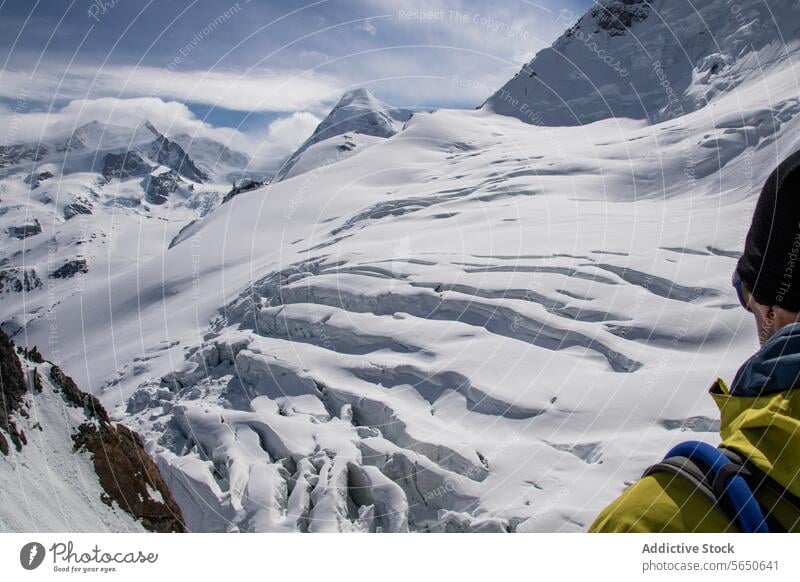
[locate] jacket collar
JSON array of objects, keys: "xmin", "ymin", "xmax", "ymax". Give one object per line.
[{"xmin": 731, "ymin": 322, "xmax": 800, "ymax": 396}]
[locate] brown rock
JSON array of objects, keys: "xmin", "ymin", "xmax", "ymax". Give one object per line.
[
  {"xmin": 72, "ymin": 422, "xmax": 186, "ymax": 532},
  {"xmin": 49, "ymin": 364, "xmax": 110, "ymax": 424},
  {"xmin": 0, "ymin": 329, "xmax": 27, "ymax": 453},
  {"xmin": 1, "ymin": 329, "xmax": 185, "ymax": 532}
]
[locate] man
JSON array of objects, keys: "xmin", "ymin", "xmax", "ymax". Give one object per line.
[{"xmin": 590, "ymin": 152, "xmax": 800, "ymax": 532}]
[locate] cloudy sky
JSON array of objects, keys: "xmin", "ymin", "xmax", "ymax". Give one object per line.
[{"xmin": 1, "ymin": 0, "xmax": 591, "ymax": 168}]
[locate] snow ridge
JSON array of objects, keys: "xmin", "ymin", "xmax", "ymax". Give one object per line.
[
  {"xmin": 274, "ymin": 88, "xmax": 414, "ymax": 181},
  {"xmin": 483, "ymin": 0, "xmax": 800, "ymax": 125}
]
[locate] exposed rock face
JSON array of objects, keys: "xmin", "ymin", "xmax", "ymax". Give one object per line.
[
  {"xmin": 0, "ymin": 144, "xmax": 48, "ymax": 168},
  {"xmin": 0, "ymin": 329, "xmax": 186, "ymax": 532},
  {"xmin": 50, "ymin": 258, "xmax": 88, "ymax": 279},
  {"xmin": 142, "ymin": 171, "xmax": 182, "ymax": 205},
  {"xmin": 0, "ymin": 267, "xmax": 42, "ymax": 293},
  {"xmin": 49, "ymin": 363, "xmax": 185, "ymax": 532},
  {"xmin": 0, "ymin": 330, "xmax": 27, "ymax": 455},
  {"xmin": 102, "ymin": 151, "xmax": 152, "ymax": 180},
  {"xmin": 72, "ymin": 423, "xmax": 185, "ymax": 532},
  {"xmin": 589, "ymin": 0, "xmax": 651, "ymax": 36},
  {"xmin": 63, "ymin": 200, "xmax": 93, "ymax": 220},
  {"xmin": 49, "ymin": 363, "xmax": 109, "ymax": 423},
  {"xmin": 222, "ymin": 178, "xmax": 265, "ymax": 204},
  {"xmin": 25, "ymin": 171, "xmax": 54, "ymax": 189},
  {"xmin": 146, "ymin": 136, "xmax": 207, "ymax": 183},
  {"xmin": 7, "ymin": 219, "xmax": 42, "ymax": 240}
]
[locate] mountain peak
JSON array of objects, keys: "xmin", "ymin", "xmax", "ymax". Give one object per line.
[
  {"xmin": 66, "ymin": 119, "xmax": 163, "ymax": 152},
  {"xmin": 586, "ymin": 0, "xmax": 651, "ymax": 37},
  {"xmin": 273, "ymin": 88, "xmax": 414, "ymax": 181},
  {"xmin": 140, "ymin": 120, "xmax": 162, "ymax": 138},
  {"xmin": 335, "ymin": 87, "xmax": 382, "ymax": 108},
  {"xmin": 483, "ymin": 0, "xmax": 800, "ymax": 126},
  {"xmin": 74, "ymin": 119, "xmax": 105, "ymax": 133}
]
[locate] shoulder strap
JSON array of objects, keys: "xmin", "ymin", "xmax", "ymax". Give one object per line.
[
  {"xmin": 642, "ymin": 456, "xmax": 717, "ymax": 502},
  {"xmin": 643, "ymin": 440, "xmax": 770, "ymax": 533},
  {"xmin": 721, "ymin": 447, "xmax": 800, "ymax": 529}
]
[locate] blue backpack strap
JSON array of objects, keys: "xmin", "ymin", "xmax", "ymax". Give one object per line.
[{"xmin": 664, "ymin": 441, "xmax": 770, "ymax": 533}]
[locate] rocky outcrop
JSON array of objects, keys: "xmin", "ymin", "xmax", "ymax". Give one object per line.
[
  {"xmin": 50, "ymin": 258, "xmax": 88, "ymax": 279},
  {"xmin": 7, "ymin": 219, "xmax": 42, "ymax": 240},
  {"xmin": 25, "ymin": 171, "xmax": 54, "ymax": 189},
  {"xmin": 72, "ymin": 423, "xmax": 185, "ymax": 532},
  {"xmin": 0, "ymin": 144, "xmax": 47, "ymax": 169},
  {"xmin": 63, "ymin": 200, "xmax": 93, "ymax": 220},
  {"xmin": 142, "ymin": 171, "xmax": 182, "ymax": 205},
  {"xmin": 50, "ymin": 362, "xmax": 185, "ymax": 532},
  {"xmin": 222, "ymin": 178, "xmax": 265, "ymax": 204},
  {"xmin": 589, "ymin": 0, "xmax": 650, "ymax": 36},
  {"xmin": 0, "ymin": 267, "xmax": 42, "ymax": 293},
  {"xmin": 49, "ymin": 363, "xmax": 109, "ymax": 423},
  {"xmin": 0, "ymin": 329, "xmax": 186, "ymax": 532},
  {"xmin": 0, "ymin": 330, "xmax": 28, "ymax": 455},
  {"xmin": 102, "ymin": 151, "xmax": 152, "ymax": 181},
  {"xmin": 146, "ymin": 136, "xmax": 207, "ymax": 183}
]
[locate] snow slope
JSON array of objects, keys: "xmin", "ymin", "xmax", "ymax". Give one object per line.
[
  {"xmin": 483, "ymin": 0, "xmax": 800, "ymax": 125},
  {"xmin": 0, "ymin": 121, "xmax": 242, "ymax": 338},
  {"xmin": 4, "ymin": 0, "xmax": 800, "ymax": 533},
  {"xmin": 0, "ymin": 362, "xmax": 148, "ymax": 532},
  {"xmin": 274, "ymin": 88, "xmax": 414, "ymax": 182},
  {"xmin": 277, "ymin": 132, "xmax": 385, "ymax": 182},
  {"xmin": 0, "ymin": 335, "xmax": 183, "ymax": 532}
]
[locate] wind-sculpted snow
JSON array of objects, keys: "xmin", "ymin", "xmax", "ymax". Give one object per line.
[{"xmin": 120, "ymin": 202, "xmax": 763, "ymax": 531}]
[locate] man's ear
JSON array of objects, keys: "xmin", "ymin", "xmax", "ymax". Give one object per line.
[{"xmin": 750, "ymin": 301, "xmax": 775, "ymax": 344}]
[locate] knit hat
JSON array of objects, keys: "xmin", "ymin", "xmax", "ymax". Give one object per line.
[{"xmin": 737, "ymin": 150, "xmax": 800, "ymax": 311}]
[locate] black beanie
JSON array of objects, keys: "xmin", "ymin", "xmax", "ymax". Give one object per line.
[{"xmin": 737, "ymin": 150, "xmax": 800, "ymax": 311}]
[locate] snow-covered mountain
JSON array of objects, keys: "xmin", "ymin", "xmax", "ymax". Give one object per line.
[
  {"xmin": 172, "ymin": 133, "xmax": 254, "ymax": 183},
  {"xmin": 3, "ymin": 0, "xmax": 800, "ymax": 532},
  {"xmin": 0, "ymin": 121, "xmax": 242, "ymax": 338},
  {"xmin": 483, "ymin": 0, "xmax": 800, "ymax": 125},
  {"xmin": 274, "ymin": 88, "xmax": 414, "ymax": 181}
]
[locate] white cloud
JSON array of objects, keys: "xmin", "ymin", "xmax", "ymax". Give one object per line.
[
  {"xmin": 250, "ymin": 111, "xmax": 321, "ymax": 168},
  {"xmin": 103, "ymin": 66, "xmax": 342, "ymax": 113},
  {"xmin": 0, "ymin": 93, "xmax": 323, "ymax": 173},
  {"xmin": 0, "ymin": 65, "xmax": 343, "ymax": 113},
  {"xmin": 0, "ymin": 97, "xmax": 242, "ymax": 146}
]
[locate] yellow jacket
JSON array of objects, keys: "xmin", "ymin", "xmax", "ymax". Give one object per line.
[{"xmin": 591, "ymin": 324, "xmax": 800, "ymax": 532}]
